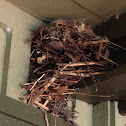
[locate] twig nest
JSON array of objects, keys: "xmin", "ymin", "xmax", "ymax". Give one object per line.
[{"xmin": 20, "ymin": 19, "xmax": 117, "ymax": 126}]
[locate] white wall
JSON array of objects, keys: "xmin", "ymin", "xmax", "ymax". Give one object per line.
[
  {"xmin": 75, "ymin": 100, "xmax": 93, "ymax": 126},
  {"xmin": 115, "ymin": 102, "xmax": 126, "ymax": 126},
  {"xmin": 0, "ymin": 0, "xmax": 43, "ymax": 99}
]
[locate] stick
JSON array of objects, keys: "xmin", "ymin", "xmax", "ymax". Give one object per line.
[
  {"xmin": 110, "ymin": 41, "xmax": 126, "ymax": 51},
  {"xmin": 59, "ymin": 72, "xmax": 101, "ymax": 77},
  {"xmin": 44, "ymin": 76, "xmax": 57, "ymax": 91},
  {"xmin": 34, "ymin": 100, "xmax": 49, "ymax": 111},
  {"xmin": 82, "ymin": 39, "xmax": 110, "ymax": 46},
  {"xmin": 58, "ymin": 62, "xmax": 101, "ymax": 67},
  {"xmin": 73, "ymin": 92, "xmax": 113, "ymax": 98},
  {"xmin": 31, "ymin": 76, "xmax": 57, "ymax": 104},
  {"xmin": 30, "ymin": 74, "xmax": 45, "ymax": 91},
  {"xmin": 43, "ymin": 110, "xmax": 49, "ymax": 126},
  {"xmin": 55, "ymin": 116, "xmax": 57, "ymax": 126},
  {"xmin": 60, "ymin": 89, "xmax": 113, "ymax": 98},
  {"xmin": 45, "ymin": 111, "xmax": 49, "ymax": 126},
  {"xmin": 98, "ymin": 54, "xmax": 118, "ymax": 66},
  {"xmin": 65, "ymin": 62, "xmax": 100, "ymax": 69}
]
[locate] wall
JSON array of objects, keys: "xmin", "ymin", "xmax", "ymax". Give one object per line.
[
  {"xmin": 75, "ymin": 100, "xmax": 93, "ymax": 126},
  {"xmin": 115, "ymin": 102, "xmax": 126, "ymax": 126},
  {"xmin": 0, "ymin": 0, "xmax": 43, "ymax": 100}
]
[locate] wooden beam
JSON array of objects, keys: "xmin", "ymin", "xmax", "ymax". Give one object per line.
[
  {"xmin": 0, "ymin": 94, "xmax": 69, "ymax": 126},
  {"xmin": 0, "ymin": 94, "xmax": 45, "ymax": 126}
]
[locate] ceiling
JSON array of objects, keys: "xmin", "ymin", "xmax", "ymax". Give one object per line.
[{"xmin": 6, "ymin": 0, "xmax": 126, "ymax": 26}]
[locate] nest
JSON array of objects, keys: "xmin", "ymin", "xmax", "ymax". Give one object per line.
[{"xmin": 20, "ymin": 20, "xmax": 117, "ymax": 126}]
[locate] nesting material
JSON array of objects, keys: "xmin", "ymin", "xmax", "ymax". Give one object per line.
[{"xmin": 20, "ymin": 20, "xmax": 117, "ymax": 126}]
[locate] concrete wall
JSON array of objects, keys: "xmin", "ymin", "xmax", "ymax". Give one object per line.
[
  {"xmin": 115, "ymin": 102, "xmax": 126, "ymax": 126},
  {"xmin": 75, "ymin": 100, "xmax": 93, "ymax": 126},
  {"xmin": 0, "ymin": 0, "xmax": 43, "ymax": 99}
]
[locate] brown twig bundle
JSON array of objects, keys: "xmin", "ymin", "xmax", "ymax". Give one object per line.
[{"xmin": 20, "ymin": 20, "xmax": 117, "ymax": 126}]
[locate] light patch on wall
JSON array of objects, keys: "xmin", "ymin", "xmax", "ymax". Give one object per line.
[{"xmin": 6, "ymin": 27, "xmax": 12, "ymax": 32}]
